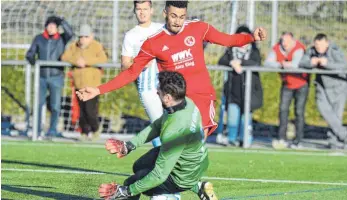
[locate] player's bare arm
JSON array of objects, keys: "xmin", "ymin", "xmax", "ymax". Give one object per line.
[
  {"xmin": 122, "ymin": 55, "xmax": 154, "ymax": 71},
  {"xmin": 121, "ymin": 55, "xmax": 133, "ymax": 71},
  {"xmin": 203, "ymin": 23, "xmax": 267, "ymax": 48},
  {"xmin": 76, "ymin": 40, "xmax": 154, "ymax": 102}
]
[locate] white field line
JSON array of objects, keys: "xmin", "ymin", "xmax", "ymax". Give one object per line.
[
  {"xmin": 1, "ymin": 141, "xmax": 106, "ymax": 149},
  {"xmin": 2, "ymin": 168, "xmax": 106, "ymax": 175},
  {"xmin": 2, "ymin": 168, "xmax": 347, "ymax": 186},
  {"xmin": 207, "ymin": 149, "xmax": 347, "ymax": 157},
  {"xmin": 201, "ymin": 176, "xmax": 347, "ymax": 186},
  {"xmin": 2, "ymin": 141, "xmax": 346, "ymax": 157}
]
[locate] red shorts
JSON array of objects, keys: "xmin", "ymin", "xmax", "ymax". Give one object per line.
[{"xmin": 188, "ymin": 94, "xmax": 218, "ymax": 136}]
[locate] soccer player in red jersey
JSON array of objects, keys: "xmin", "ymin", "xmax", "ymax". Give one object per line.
[{"xmin": 77, "ymin": 1, "xmax": 266, "ymax": 138}]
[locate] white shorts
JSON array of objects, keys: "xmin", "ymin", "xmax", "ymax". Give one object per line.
[{"xmin": 139, "ymin": 90, "xmax": 163, "ymax": 122}]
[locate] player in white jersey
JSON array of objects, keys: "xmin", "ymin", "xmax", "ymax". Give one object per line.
[{"xmin": 121, "ymin": 1, "xmax": 163, "ymax": 147}]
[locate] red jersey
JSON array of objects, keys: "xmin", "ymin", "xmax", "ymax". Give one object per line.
[
  {"xmin": 273, "ymin": 41, "xmax": 308, "ymax": 89},
  {"xmin": 99, "ymin": 20, "xmax": 254, "ymax": 99}
]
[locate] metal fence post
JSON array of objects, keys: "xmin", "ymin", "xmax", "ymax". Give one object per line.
[
  {"xmin": 112, "ymin": 0, "xmax": 119, "ymax": 62},
  {"xmin": 247, "ymin": 0, "xmax": 255, "ymax": 30},
  {"xmin": 25, "ymin": 63, "xmax": 31, "ymax": 134},
  {"xmin": 271, "ymin": 0, "xmax": 278, "ymax": 46},
  {"xmin": 32, "ymin": 62, "xmax": 40, "ymax": 141},
  {"xmin": 230, "ymin": 0, "xmax": 239, "ymax": 34},
  {"xmin": 243, "ymin": 70, "xmax": 252, "ymax": 148}
]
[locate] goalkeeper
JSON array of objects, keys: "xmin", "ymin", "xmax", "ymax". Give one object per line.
[{"xmin": 98, "ymin": 71, "xmax": 217, "ymax": 200}]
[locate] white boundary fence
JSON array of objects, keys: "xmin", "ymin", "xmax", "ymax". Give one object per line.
[{"xmin": 2, "ymin": 60, "xmax": 346, "ymax": 148}]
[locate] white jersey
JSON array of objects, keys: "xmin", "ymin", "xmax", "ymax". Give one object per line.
[{"xmin": 122, "ymin": 22, "xmax": 163, "ymax": 92}]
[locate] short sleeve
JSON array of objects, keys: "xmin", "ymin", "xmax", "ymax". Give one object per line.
[{"xmin": 121, "ymin": 33, "xmax": 134, "ymax": 57}]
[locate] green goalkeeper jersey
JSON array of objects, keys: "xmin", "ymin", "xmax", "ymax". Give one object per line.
[{"xmin": 129, "ymin": 97, "xmax": 209, "ymax": 195}]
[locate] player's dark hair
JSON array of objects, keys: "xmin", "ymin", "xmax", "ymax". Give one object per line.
[
  {"xmin": 133, "ymin": 1, "xmax": 152, "ymax": 12},
  {"xmin": 158, "ymin": 71, "xmax": 186, "ymax": 101},
  {"xmin": 165, "ymin": 1, "xmax": 188, "ymax": 10},
  {"xmin": 314, "ymin": 33, "xmax": 328, "ymax": 41},
  {"xmin": 45, "ymin": 16, "xmax": 59, "ymax": 27},
  {"xmin": 235, "ymin": 25, "xmax": 252, "ymax": 34}
]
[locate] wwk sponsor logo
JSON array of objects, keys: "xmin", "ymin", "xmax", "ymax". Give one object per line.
[{"xmin": 171, "ymin": 49, "xmax": 195, "ymax": 70}]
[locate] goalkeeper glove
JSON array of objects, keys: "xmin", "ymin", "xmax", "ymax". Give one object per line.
[
  {"xmin": 99, "ymin": 182, "xmax": 131, "ymax": 200},
  {"xmin": 105, "ymin": 139, "xmax": 135, "ymax": 158}
]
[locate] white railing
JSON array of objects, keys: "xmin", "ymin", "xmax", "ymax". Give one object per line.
[{"xmin": 2, "ymin": 60, "xmax": 347, "ymax": 148}]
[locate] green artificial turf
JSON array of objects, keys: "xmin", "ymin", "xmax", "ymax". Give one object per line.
[{"xmin": 2, "ymin": 141, "xmax": 347, "ymax": 200}]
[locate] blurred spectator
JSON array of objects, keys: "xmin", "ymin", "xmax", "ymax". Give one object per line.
[
  {"xmin": 26, "ymin": 16, "xmax": 73, "ymax": 138},
  {"xmin": 62, "ymin": 24, "xmax": 108, "ymax": 141},
  {"xmin": 264, "ymin": 32, "xmax": 308, "ymax": 149},
  {"xmin": 217, "ymin": 25, "xmax": 263, "ymax": 146},
  {"xmin": 299, "ymin": 33, "xmax": 347, "ymax": 149}
]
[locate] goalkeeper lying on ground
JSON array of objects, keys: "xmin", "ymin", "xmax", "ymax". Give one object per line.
[{"xmin": 97, "ymin": 71, "xmax": 218, "ymax": 200}]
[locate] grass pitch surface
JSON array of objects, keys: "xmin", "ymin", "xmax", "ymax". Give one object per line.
[{"xmin": 2, "ymin": 141, "xmax": 347, "ymax": 200}]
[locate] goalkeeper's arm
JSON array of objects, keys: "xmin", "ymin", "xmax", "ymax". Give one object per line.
[
  {"xmin": 105, "ymin": 116, "xmax": 162, "ymax": 158},
  {"xmin": 130, "ymin": 116, "xmax": 162, "ymax": 148}
]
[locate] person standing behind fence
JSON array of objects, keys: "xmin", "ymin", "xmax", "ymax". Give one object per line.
[
  {"xmin": 26, "ymin": 16, "xmax": 73, "ymax": 139},
  {"xmin": 299, "ymin": 33, "xmax": 347, "ymax": 149},
  {"xmin": 264, "ymin": 32, "xmax": 308, "ymax": 149},
  {"xmin": 216, "ymin": 25, "xmax": 263, "ymax": 146},
  {"xmin": 61, "ymin": 24, "xmax": 108, "ymax": 141}
]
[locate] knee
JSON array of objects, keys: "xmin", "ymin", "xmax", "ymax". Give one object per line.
[
  {"xmin": 280, "ymin": 105, "xmax": 289, "ymax": 113},
  {"xmin": 125, "ymin": 168, "xmax": 151, "ymax": 187},
  {"xmin": 132, "ymin": 161, "xmax": 139, "ymax": 174},
  {"xmin": 295, "ymin": 113, "xmax": 305, "ymax": 122},
  {"xmin": 123, "ymin": 178, "xmax": 131, "ymax": 186},
  {"xmin": 279, "ymin": 101, "xmax": 290, "ymax": 112},
  {"xmin": 39, "ymin": 96, "xmax": 46, "ymax": 106},
  {"xmin": 50, "ymin": 103, "xmax": 61, "ymax": 113},
  {"xmin": 295, "ymin": 109, "xmax": 304, "ymax": 118},
  {"xmin": 132, "ymin": 159, "xmax": 146, "ymax": 174}
]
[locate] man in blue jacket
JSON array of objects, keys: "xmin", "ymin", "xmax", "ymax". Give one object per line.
[{"xmin": 26, "ymin": 16, "xmax": 74, "ymax": 138}]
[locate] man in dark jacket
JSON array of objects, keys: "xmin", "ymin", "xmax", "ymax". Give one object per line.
[
  {"xmin": 265, "ymin": 32, "xmax": 308, "ymax": 149},
  {"xmin": 299, "ymin": 33, "xmax": 347, "ymax": 149},
  {"xmin": 26, "ymin": 16, "xmax": 73, "ymax": 138},
  {"xmin": 216, "ymin": 25, "xmax": 263, "ymax": 146}
]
